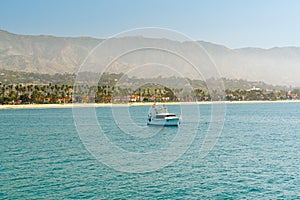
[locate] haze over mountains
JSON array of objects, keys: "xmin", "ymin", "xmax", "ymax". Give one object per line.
[{"xmin": 1, "ymin": 30, "xmax": 299, "ymax": 86}]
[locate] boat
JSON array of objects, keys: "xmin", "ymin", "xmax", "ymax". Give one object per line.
[{"xmin": 147, "ymin": 104, "xmax": 180, "ymax": 126}]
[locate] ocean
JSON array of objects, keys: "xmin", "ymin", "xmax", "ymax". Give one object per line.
[{"xmin": 1, "ymin": 102, "xmax": 299, "ymax": 199}]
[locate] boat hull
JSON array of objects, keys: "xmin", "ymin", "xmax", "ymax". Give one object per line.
[{"xmin": 147, "ymin": 118, "xmax": 180, "ymax": 126}]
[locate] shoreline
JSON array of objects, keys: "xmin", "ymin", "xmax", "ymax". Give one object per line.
[{"xmin": 1, "ymin": 100, "xmax": 300, "ymax": 110}]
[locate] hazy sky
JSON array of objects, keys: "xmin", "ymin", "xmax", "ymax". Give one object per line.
[{"xmin": 1, "ymin": 0, "xmax": 300, "ymax": 48}]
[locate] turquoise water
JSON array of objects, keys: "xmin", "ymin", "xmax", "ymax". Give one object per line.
[{"xmin": 1, "ymin": 103, "xmax": 299, "ymax": 199}]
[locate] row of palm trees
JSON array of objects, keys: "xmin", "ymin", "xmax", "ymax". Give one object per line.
[
  {"xmin": 0, "ymin": 83, "xmax": 73, "ymax": 104},
  {"xmin": 0, "ymin": 83, "xmax": 182, "ymax": 104},
  {"xmin": 76, "ymin": 85, "xmax": 182, "ymax": 103},
  {"xmin": 0, "ymin": 83, "xmax": 298, "ymax": 105},
  {"xmin": 225, "ymin": 88, "xmax": 299, "ymax": 101}
]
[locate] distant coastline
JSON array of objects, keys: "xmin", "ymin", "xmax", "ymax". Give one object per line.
[{"xmin": 1, "ymin": 100, "xmax": 300, "ymax": 110}]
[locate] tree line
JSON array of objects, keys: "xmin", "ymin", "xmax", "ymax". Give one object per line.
[{"xmin": 0, "ymin": 82, "xmax": 299, "ymax": 105}]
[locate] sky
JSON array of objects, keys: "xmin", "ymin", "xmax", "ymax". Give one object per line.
[{"xmin": 1, "ymin": 0, "xmax": 300, "ymax": 49}]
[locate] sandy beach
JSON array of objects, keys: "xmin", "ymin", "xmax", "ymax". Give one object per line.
[{"xmin": 1, "ymin": 100, "xmax": 300, "ymax": 110}]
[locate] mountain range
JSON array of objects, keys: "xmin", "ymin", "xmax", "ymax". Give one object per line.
[{"xmin": 1, "ymin": 30, "xmax": 299, "ymax": 86}]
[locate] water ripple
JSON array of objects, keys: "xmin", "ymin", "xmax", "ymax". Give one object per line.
[{"xmin": 1, "ymin": 103, "xmax": 300, "ymax": 199}]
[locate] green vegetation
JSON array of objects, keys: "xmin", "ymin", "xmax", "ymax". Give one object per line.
[
  {"xmin": 0, "ymin": 82, "xmax": 73, "ymax": 104},
  {"xmin": 0, "ymin": 70, "xmax": 299, "ymax": 105},
  {"xmin": 0, "ymin": 69, "xmax": 76, "ymax": 85}
]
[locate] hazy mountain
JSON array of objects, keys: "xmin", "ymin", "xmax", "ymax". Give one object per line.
[
  {"xmin": 0, "ymin": 30, "xmax": 99, "ymax": 74},
  {"xmin": 1, "ymin": 30, "xmax": 300, "ymax": 86}
]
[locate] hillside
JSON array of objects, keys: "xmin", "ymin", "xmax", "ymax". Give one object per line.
[
  {"xmin": 0, "ymin": 30, "xmax": 99, "ymax": 74},
  {"xmin": 0, "ymin": 69, "xmax": 293, "ymax": 92},
  {"xmin": 1, "ymin": 30, "xmax": 300, "ymax": 86}
]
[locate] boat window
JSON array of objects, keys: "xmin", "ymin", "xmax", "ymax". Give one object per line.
[{"xmin": 167, "ymin": 115, "xmax": 176, "ymax": 117}]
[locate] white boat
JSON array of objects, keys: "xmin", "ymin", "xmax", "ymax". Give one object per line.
[{"xmin": 147, "ymin": 104, "xmax": 180, "ymax": 126}]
